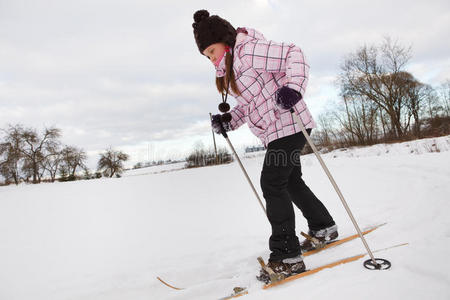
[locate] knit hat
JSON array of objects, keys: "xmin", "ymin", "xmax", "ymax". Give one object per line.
[{"xmin": 192, "ymin": 10, "xmax": 236, "ymax": 54}]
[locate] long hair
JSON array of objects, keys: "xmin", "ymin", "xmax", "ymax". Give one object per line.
[{"xmin": 215, "ymin": 52, "xmax": 241, "ymax": 96}]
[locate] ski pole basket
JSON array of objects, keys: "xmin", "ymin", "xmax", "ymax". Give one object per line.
[{"xmin": 363, "ymin": 258, "xmax": 391, "ymax": 270}]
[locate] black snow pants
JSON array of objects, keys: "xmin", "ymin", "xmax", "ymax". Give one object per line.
[{"xmin": 260, "ymin": 130, "xmax": 335, "ymax": 262}]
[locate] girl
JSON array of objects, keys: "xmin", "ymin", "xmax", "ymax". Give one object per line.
[{"xmin": 192, "ymin": 10, "xmax": 338, "ymax": 280}]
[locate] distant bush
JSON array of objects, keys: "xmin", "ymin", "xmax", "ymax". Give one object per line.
[
  {"xmin": 185, "ymin": 147, "xmax": 233, "ymax": 168},
  {"xmin": 133, "ymin": 162, "xmax": 143, "ymax": 169}
]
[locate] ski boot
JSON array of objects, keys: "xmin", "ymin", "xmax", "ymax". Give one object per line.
[
  {"xmin": 300, "ymin": 224, "xmax": 338, "ymax": 252},
  {"xmin": 256, "ymin": 255, "xmax": 306, "ymax": 284}
]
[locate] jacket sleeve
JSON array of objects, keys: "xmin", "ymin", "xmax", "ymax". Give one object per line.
[
  {"xmin": 228, "ymin": 104, "xmax": 247, "ymax": 130},
  {"xmin": 240, "ymin": 40, "xmax": 309, "ymax": 97}
]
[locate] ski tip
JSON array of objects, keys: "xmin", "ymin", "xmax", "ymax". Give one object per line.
[{"xmin": 156, "ymin": 276, "xmax": 184, "ymax": 290}]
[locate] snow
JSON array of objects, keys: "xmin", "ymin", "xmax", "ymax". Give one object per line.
[{"xmin": 1, "ymin": 135, "xmax": 449, "ymax": 300}]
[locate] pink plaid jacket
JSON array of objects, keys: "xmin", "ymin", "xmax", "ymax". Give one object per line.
[{"xmin": 215, "ymin": 27, "xmax": 315, "ymax": 147}]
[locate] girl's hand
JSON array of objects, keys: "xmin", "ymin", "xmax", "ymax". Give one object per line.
[
  {"xmin": 275, "ymin": 86, "xmax": 302, "ymax": 110},
  {"xmin": 211, "ymin": 114, "xmax": 232, "ymax": 134}
]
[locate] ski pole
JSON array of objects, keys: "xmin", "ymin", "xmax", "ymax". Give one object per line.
[
  {"xmin": 290, "ymin": 108, "xmax": 385, "ymax": 268},
  {"xmin": 209, "ymin": 113, "xmax": 219, "ymax": 164},
  {"xmin": 217, "ymin": 125, "xmax": 267, "ymax": 216}
]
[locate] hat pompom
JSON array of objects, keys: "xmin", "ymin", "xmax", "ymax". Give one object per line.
[
  {"xmin": 194, "ymin": 10, "xmax": 209, "ymax": 23},
  {"xmin": 218, "ymin": 102, "xmax": 230, "ymax": 113}
]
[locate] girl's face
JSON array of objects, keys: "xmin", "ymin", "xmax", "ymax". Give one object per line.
[{"xmin": 202, "ymin": 43, "xmax": 227, "ymax": 66}]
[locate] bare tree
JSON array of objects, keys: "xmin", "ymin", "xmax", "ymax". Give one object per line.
[
  {"xmin": 439, "ymin": 80, "xmax": 450, "ymax": 117},
  {"xmin": 336, "ymin": 94, "xmax": 380, "ymax": 145},
  {"xmin": 422, "ymin": 85, "xmax": 442, "ymax": 120},
  {"xmin": 15, "ymin": 126, "xmax": 61, "ymax": 184},
  {"xmin": 0, "ymin": 145, "xmax": 22, "ymax": 185},
  {"xmin": 60, "ymin": 146, "xmax": 87, "ymax": 179},
  {"xmin": 97, "ymin": 148, "xmax": 129, "ymax": 178},
  {"xmin": 405, "ymin": 80, "xmax": 439, "ymax": 137},
  {"xmin": 0, "ymin": 126, "xmax": 24, "ymax": 185},
  {"xmin": 42, "ymin": 148, "xmax": 63, "ymax": 182},
  {"xmin": 339, "ymin": 37, "xmax": 413, "ymax": 139},
  {"xmin": 316, "ymin": 112, "xmax": 336, "ymax": 150}
]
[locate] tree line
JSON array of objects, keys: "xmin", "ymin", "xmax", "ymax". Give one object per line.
[
  {"xmin": 0, "ymin": 124, "xmax": 129, "ymax": 185},
  {"xmin": 185, "ymin": 146, "xmax": 233, "ymax": 168},
  {"xmin": 315, "ymin": 37, "xmax": 449, "ymax": 150}
]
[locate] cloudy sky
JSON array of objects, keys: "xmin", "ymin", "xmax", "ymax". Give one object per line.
[{"xmin": 1, "ymin": 0, "xmax": 449, "ymax": 168}]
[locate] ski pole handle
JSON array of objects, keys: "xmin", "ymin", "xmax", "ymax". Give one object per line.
[{"xmin": 211, "ymin": 114, "xmax": 228, "ymax": 138}]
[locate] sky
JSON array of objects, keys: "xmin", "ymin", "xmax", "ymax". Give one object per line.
[{"xmin": 0, "ymin": 0, "xmax": 449, "ymax": 169}]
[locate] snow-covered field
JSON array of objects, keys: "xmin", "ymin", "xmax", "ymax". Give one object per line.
[{"xmin": 1, "ymin": 136, "xmax": 449, "ymax": 300}]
